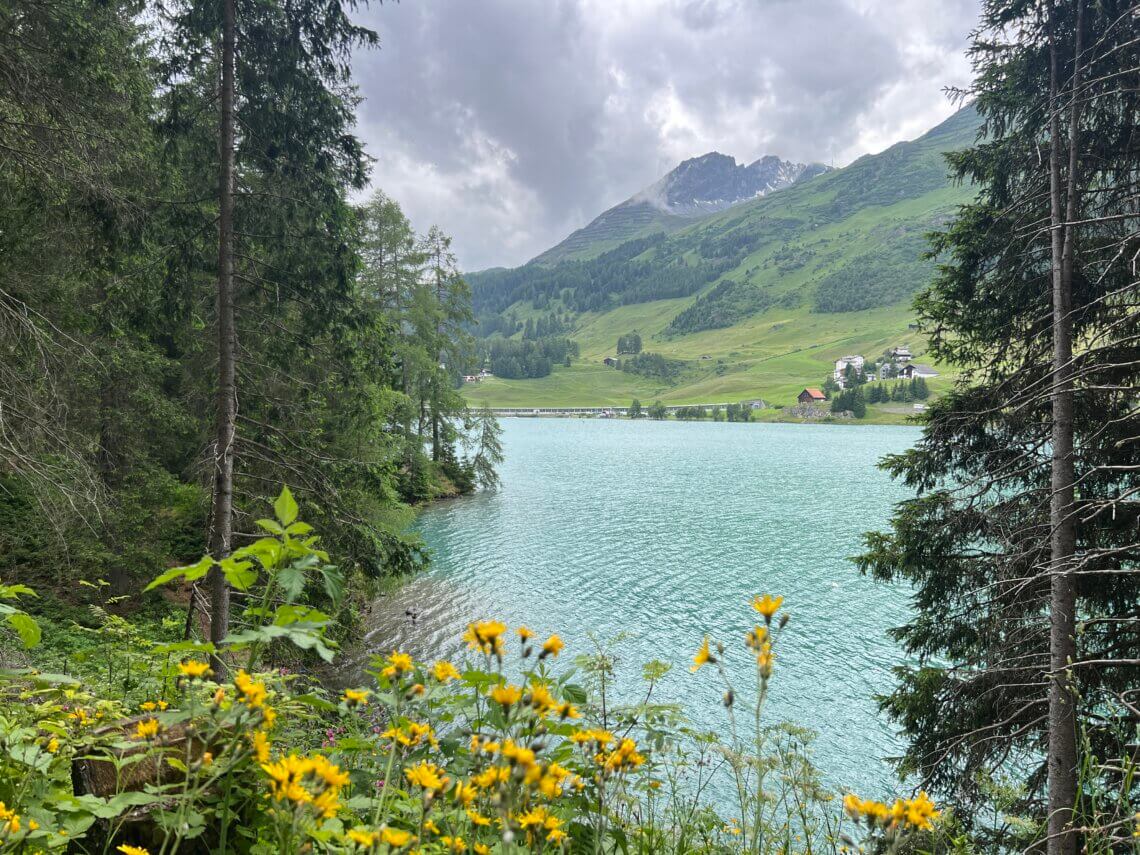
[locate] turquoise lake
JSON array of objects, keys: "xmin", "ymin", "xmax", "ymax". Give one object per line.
[{"xmin": 357, "ymin": 417, "xmax": 921, "ymax": 799}]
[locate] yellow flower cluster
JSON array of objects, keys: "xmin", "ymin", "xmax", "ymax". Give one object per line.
[
  {"xmin": 382, "ymin": 720, "xmax": 437, "ymax": 749},
  {"xmin": 602, "ymin": 737, "xmax": 646, "ymax": 773},
  {"xmin": 342, "ymin": 688, "xmax": 370, "ymax": 706},
  {"xmin": 177, "ymin": 659, "xmax": 211, "ymax": 680},
  {"xmin": 0, "ymin": 801, "xmax": 28, "ymax": 835},
  {"xmin": 381, "ymin": 651, "xmax": 414, "ymax": 679},
  {"xmin": 235, "ymin": 670, "xmax": 268, "ymax": 709},
  {"xmin": 133, "ymin": 718, "xmax": 161, "ymax": 741},
  {"xmin": 431, "ymin": 660, "xmax": 460, "ymax": 682},
  {"xmin": 262, "ymin": 753, "xmax": 349, "ymax": 819},
  {"xmin": 405, "ymin": 760, "xmax": 450, "ymax": 794},
  {"xmin": 463, "ymin": 620, "xmax": 507, "ymax": 656},
  {"xmin": 517, "ymin": 805, "xmax": 566, "ymax": 844},
  {"xmin": 844, "ymin": 791, "xmax": 940, "ymax": 832}
]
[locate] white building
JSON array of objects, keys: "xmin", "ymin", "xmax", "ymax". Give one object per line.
[
  {"xmin": 834, "ymin": 355, "xmax": 865, "ymax": 386},
  {"xmin": 889, "ymin": 346, "xmax": 913, "ymax": 362}
]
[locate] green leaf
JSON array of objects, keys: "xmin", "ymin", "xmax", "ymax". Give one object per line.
[
  {"xmin": 318, "ymin": 564, "xmax": 345, "ymax": 607},
  {"xmin": 219, "ymin": 559, "xmax": 257, "ymax": 591},
  {"xmin": 145, "ymin": 556, "xmax": 213, "ymax": 592},
  {"xmin": 256, "ymin": 518, "xmax": 284, "ymax": 535},
  {"xmin": 274, "ymin": 485, "xmax": 298, "ymax": 527},
  {"xmin": 275, "ymin": 563, "xmax": 306, "ymax": 601},
  {"xmin": 0, "ymin": 583, "xmax": 37, "ymax": 600},
  {"xmin": 285, "ymin": 521, "xmax": 313, "ymax": 535},
  {"xmin": 6, "ymin": 613, "xmax": 41, "ymax": 648}
]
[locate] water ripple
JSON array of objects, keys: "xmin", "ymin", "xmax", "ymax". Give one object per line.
[{"xmin": 355, "ymin": 418, "xmax": 920, "ymax": 798}]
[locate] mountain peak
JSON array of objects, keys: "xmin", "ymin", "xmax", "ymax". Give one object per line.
[{"xmin": 634, "ymin": 151, "xmax": 829, "ymax": 217}]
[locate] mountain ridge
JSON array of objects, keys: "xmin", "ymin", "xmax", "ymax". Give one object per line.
[{"xmin": 531, "ymin": 150, "xmax": 829, "ymax": 265}]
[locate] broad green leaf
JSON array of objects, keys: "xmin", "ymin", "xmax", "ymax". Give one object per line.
[
  {"xmin": 0, "ymin": 583, "xmax": 37, "ymax": 599},
  {"xmin": 274, "ymin": 485, "xmax": 298, "ymax": 527},
  {"xmin": 255, "ymin": 518, "xmax": 284, "ymax": 535},
  {"xmin": 6, "ymin": 613, "xmax": 41, "ymax": 648},
  {"xmin": 219, "ymin": 558, "xmax": 257, "ymax": 591},
  {"xmin": 285, "ymin": 521, "xmax": 313, "ymax": 535},
  {"xmin": 145, "ymin": 556, "xmax": 213, "ymax": 592}
]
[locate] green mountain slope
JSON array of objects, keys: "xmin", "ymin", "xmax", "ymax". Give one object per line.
[{"xmin": 464, "ymin": 106, "xmax": 980, "ymax": 412}]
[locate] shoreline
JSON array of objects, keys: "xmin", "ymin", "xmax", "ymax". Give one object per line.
[{"xmin": 490, "ymin": 412, "xmax": 923, "ymax": 427}]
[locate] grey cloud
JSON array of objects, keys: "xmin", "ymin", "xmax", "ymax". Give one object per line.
[{"xmin": 351, "ymin": 0, "xmax": 980, "ymax": 271}]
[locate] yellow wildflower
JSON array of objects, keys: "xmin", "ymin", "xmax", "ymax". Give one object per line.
[
  {"xmin": 472, "ymin": 765, "xmax": 510, "ymax": 789},
  {"xmin": 517, "ymin": 626, "xmax": 534, "ymax": 641},
  {"xmin": 570, "ymin": 728, "xmax": 614, "ymax": 746},
  {"xmin": 691, "ymin": 636, "xmax": 715, "ymax": 672},
  {"xmin": 178, "ymin": 660, "xmax": 211, "ymax": 680},
  {"xmin": 381, "ymin": 826, "xmax": 414, "ymax": 847},
  {"xmin": 346, "ymin": 827, "xmax": 378, "ymax": 847},
  {"xmin": 404, "ymin": 760, "xmax": 449, "ymax": 793},
  {"xmin": 501, "ymin": 739, "xmax": 536, "ymax": 768},
  {"xmin": 462, "ymin": 620, "xmax": 507, "ymax": 655},
  {"xmin": 139, "ymin": 701, "xmax": 157, "ymax": 712},
  {"xmin": 382, "ymin": 650, "xmax": 414, "ymax": 679},
  {"xmin": 756, "ymin": 641, "xmax": 775, "ymax": 678},
  {"xmin": 752, "ymin": 593, "xmax": 784, "ymax": 622},
  {"xmin": 528, "ymin": 681, "xmax": 558, "ymax": 715},
  {"xmin": 541, "ymin": 634, "xmax": 564, "ymax": 658},
  {"xmin": 745, "ymin": 624, "xmax": 767, "ymax": 651},
  {"xmin": 431, "ymin": 660, "xmax": 460, "ymax": 682},
  {"xmin": 249, "ymin": 729, "xmax": 271, "ymax": 763},
  {"xmin": 474, "ymin": 845, "xmax": 490, "ymax": 855},
  {"xmin": 342, "ymin": 688, "xmax": 370, "ymax": 706},
  {"xmin": 517, "ymin": 806, "xmax": 550, "ymax": 829},
  {"xmin": 0, "ymin": 802, "xmax": 20, "ymax": 834},
  {"xmin": 46, "ymin": 737, "xmax": 60, "ymax": 753},
  {"xmin": 466, "ymin": 809, "xmax": 492, "ymax": 826},
  {"xmin": 234, "ymin": 670, "xmax": 267, "ymax": 709},
  {"xmin": 452, "ymin": 780, "xmax": 477, "ymax": 806},
  {"xmin": 134, "ymin": 718, "xmax": 160, "ymax": 740},
  {"xmin": 117, "ymin": 846, "xmax": 150, "ymax": 855},
  {"xmin": 440, "ymin": 835, "xmax": 465, "ymax": 852},
  {"xmin": 604, "ymin": 737, "xmax": 645, "ymax": 772},
  {"xmin": 490, "ymin": 683, "xmax": 522, "ymax": 707}
]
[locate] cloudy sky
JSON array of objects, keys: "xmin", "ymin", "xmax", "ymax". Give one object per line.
[{"xmin": 351, "ymin": 0, "xmax": 980, "ymax": 271}]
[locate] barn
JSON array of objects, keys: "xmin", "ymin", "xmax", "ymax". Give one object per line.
[{"xmin": 798, "ymin": 388, "xmax": 827, "ymax": 405}]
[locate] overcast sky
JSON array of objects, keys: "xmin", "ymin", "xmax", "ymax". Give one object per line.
[{"xmin": 351, "ymin": 0, "xmax": 980, "ymax": 271}]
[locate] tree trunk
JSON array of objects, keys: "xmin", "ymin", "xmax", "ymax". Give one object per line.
[
  {"xmin": 1046, "ymin": 5, "xmax": 1081, "ymax": 853},
  {"xmin": 207, "ymin": 0, "xmax": 237, "ymax": 678}
]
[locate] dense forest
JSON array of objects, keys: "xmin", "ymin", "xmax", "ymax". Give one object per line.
[{"xmin": 1, "ymin": 2, "xmax": 498, "ymax": 610}]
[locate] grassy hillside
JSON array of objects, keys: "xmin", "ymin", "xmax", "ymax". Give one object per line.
[
  {"xmin": 532, "ymin": 201, "xmax": 689, "ymax": 264},
  {"xmin": 465, "ymin": 107, "xmax": 979, "ymax": 411}
]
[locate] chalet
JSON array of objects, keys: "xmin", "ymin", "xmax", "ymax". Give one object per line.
[
  {"xmin": 889, "ymin": 346, "xmax": 913, "ymax": 362},
  {"xmin": 603, "ymin": 356, "xmax": 618, "ymax": 367},
  {"xmin": 463, "ymin": 375, "xmax": 481, "ymax": 383},
  {"xmin": 901, "ymin": 363, "xmax": 938, "ymax": 379},
  {"xmin": 798, "ymin": 388, "xmax": 827, "ymax": 405}
]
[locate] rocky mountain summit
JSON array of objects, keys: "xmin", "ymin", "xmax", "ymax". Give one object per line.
[{"xmin": 634, "ymin": 152, "xmax": 830, "ymax": 216}]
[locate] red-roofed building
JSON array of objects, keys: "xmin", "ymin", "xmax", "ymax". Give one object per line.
[{"xmin": 798, "ymin": 388, "xmax": 827, "ymax": 404}]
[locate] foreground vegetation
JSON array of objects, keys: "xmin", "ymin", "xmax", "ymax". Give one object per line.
[{"xmin": 1, "ymin": 493, "xmax": 952, "ymax": 854}]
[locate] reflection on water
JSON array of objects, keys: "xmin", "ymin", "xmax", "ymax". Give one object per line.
[{"xmin": 352, "ymin": 417, "xmax": 920, "ymax": 797}]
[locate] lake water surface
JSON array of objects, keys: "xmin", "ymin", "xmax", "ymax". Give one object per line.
[{"xmin": 357, "ymin": 417, "xmax": 920, "ymax": 798}]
